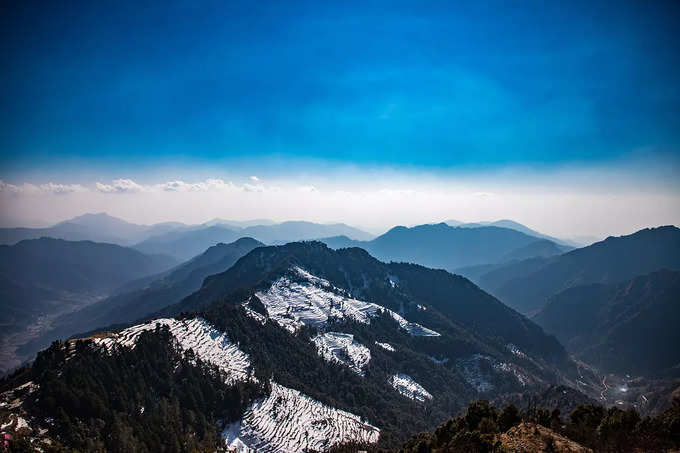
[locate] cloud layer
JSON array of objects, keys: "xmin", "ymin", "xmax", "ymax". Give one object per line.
[{"xmin": 1, "ymin": 165, "xmax": 679, "ymax": 241}]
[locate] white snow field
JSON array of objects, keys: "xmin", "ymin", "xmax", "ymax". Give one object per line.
[
  {"xmin": 93, "ymin": 317, "xmax": 252, "ymax": 384},
  {"xmin": 312, "ymin": 332, "xmax": 371, "ymax": 375},
  {"xmin": 256, "ymin": 266, "xmax": 439, "ymax": 336},
  {"xmin": 223, "ymin": 382, "xmax": 379, "ymax": 453},
  {"xmin": 374, "ymin": 341, "xmax": 396, "ymax": 352},
  {"xmin": 389, "ymin": 374, "xmax": 433, "ymax": 402}
]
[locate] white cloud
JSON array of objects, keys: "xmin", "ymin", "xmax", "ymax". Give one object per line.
[
  {"xmin": 39, "ymin": 182, "xmax": 88, "ymax": 194},
  {"xmin": 95, "ymin": 178, "xmax": 144, "ymax": 193},
  {"xmin": 249, "ymin": 175, "xmax": 260, "ymax": 182},
  {"xmin": 0, "ymin": 179, "xmax": 87, "ymax": 195},
  {"xmin": 158, "ymin": 178, "xmax": 241, "ymax": 192}
]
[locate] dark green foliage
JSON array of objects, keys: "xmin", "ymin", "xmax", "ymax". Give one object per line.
[
  {"xmin": 25, "ymin": 326, "xmax": 265, "ymax": 452},
  {"xmin": 331, "ymin": 398, "xmax": 680, "ymax": 453},
  {"xmin": 497, "ymin": 404, "xmax": 521, "ymax": 431}
]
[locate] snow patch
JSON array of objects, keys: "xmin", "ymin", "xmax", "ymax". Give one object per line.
[
  {"xmin": 93, "ymin": 318, "xmax": 252, "ymax": 384},
  {"xmin": 456, "ymin": 354, "xmax": 495, "ymax": 392},
  {"xmin": 375, "ymin": 341, "xmax": 395, "ymax": 352},
  {"xmin": 506, "ymin": 343, "xmax": 527, "ymax": 359},
  {"xmin": 312, "ymin": 332, "xmax": 371, "ymax": 375},
  {"xmin": 429, "ymin": 356, "xmax": 449, "ymax": 365},
  {"xmin": 222, "ymin": 382, "xmax": 379, "ymax": 452},
  {"xmin": 255, "ymin": 267, "xmax": 439, "ymax": 336},
  {"xmin": 456, "ymin": 354, "xmax": 530, "ymax": 392},
  {"xmin": 389, "ymin": 374, "xmax": 433, "ymax": 402}
]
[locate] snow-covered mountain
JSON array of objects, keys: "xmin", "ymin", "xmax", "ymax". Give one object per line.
[{"xmin": 1, "ymin": 241, "xmax": 590, "ymax": 451}]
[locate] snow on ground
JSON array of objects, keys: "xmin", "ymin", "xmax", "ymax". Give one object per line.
[
  {"xmin": 93, "ymin": 317, "xmax": 252, "ymax": 384},
  {"xmin": 0, "ymin": 414, "xmax": 29, "ymax": 432},
  {"xmin": 389, "ymin": 374, "xmax": 433, "ymax": 402},
  {"xmin": 429, "ymin": 356, "xmax": 449, "ymax": 365},
  {"xmin": 242, "ymin": 302, "xmax": 267, "ymax": 325},
  {"xmin": 375, "ymin": 341, "xmax": 395, "ymax": 352},
  {"xmin": 93, "ymin": 316, "xmax": 380, "ymax": 451},
  {"xmin": 256, "ymin": 266, "xmax": 439, "ymax": 336},
  {"xmin": 455, "ymin": 354, "xmax": 531, "ymax": 392},
  {"xmin": 223, "ymin": 382, "xmax": 380, "ymax": 452},
  {"xmin": 312, "ymin": 332, "xmax": 371, "ymax": 375},
  {"xmin": 506, "ymin": 343, "xmax": 527, "ymax": 359},
  {"xmin": 456, "ymin": 354, "xmax": 495, "ymax": 392}
]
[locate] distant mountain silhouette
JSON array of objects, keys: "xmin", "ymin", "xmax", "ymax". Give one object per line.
[
  {"xmin": 133, "ymin": 225, "xmax": 243, "ymax": 261},
  {"xmin": 203, "ymin": 218, "xmax": 277, "ymax": 228},
  {"xmin": 478, "ymin": 226, "xmax": 680, "ymax": 315},
  {"xmin": 0, "ymin": 213, "xmax": 188, "ymax": 246},
  {"xmin": 534, "ymin": 269, "xmax": 680, "ymax": 377},
  {"xmin": 500, "ymin": 239, "xmax": 571, "ymax": 262},
  {"xmin": 242, "ymin": 220, "xmax": 374, "ymax": 243},
  {"xmin": 134, "ymin": 221, "xmax": 374, "ymax": 261},
  {"xmin": 445, "ymin": 219, "xmax": 576, "ymax": 246},
  {"xmin": 321, "ymin": 223, "xmax": 564, "ymax": 271}
]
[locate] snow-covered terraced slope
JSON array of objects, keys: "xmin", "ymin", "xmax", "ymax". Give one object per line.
[
  {"xmin": 93, "ymin": 318, "xmax": 252, "ymax": 384},
  {"xmin": 93, "ymin": 317, "xmax": 380, "ymax": 451},
  {"xmin": 223, "ymin": 382, "xmax": 380, "ymax": 452},
  {"xmin": 256, "ymin": 266, "xmax": 439, "ymax": 336},
  {"xmin": 389, "ymin": 374, "xmax": 433, "ymax": 402},
  {"xmin": 312, "ymin": 332, "xmax": 371, "ymax": 375}
]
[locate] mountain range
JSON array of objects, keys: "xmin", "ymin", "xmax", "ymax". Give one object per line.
[
  {"xmin": 468, "ymin": 226, "xmax": 680, "ymax": 315},
  {"xmin": 134, "ymin": 220, "xmax": 374, "ymax": 261},
  {"xmin": 2, "ymin": 240, "xmax": 594, "ymax": 451},
  {"xmin": 1, "ymin": 216, "xmax": 679, "ymax": 452},
  {"xmin": 0, "ymin": 213, "xmax": 373, "ymax": 258},
  {"xmin": 322, "ymin": 223, "xmax": 572, "ymax": 271}
]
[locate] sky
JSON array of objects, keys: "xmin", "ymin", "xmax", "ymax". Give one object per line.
[{"xmin": 1, "ymin": 0, "xmax": 679, "ymax": 239}]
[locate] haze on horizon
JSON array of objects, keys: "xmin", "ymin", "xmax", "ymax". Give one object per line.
[{"xmin": 1, "ymin": 1, "xmax": 679, "ymax": 240}]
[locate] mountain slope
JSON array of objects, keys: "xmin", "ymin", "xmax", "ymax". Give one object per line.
[
  {"xmin": 0, "ymin": 237, "xmax": 176, "ymax": 295},
  {"xmin": 480, "ymin": 226, "xmax": 680, "ymax": 315},
  {"xmin": 171, "ymin": 241, "xmax": 567, "ymax": 365},
  {"xmin": 533, "ymin": 269, "xmax": 680, "ymax": 377},
  {"xmin": 0, "ymin": 238, "xmax": 178, "ymax": 373},
  {"xmin": 51, "ymin": 237, "xmax": 264, "ymax": 337}
]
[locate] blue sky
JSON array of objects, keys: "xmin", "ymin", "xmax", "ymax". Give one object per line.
[
  {"xmin": 0, "ymin": 1, "xmax": 679, "ymax": 236},
  {"xmin": 1, "ymin": 0, "xmax": 679, "ymax": 177}
]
